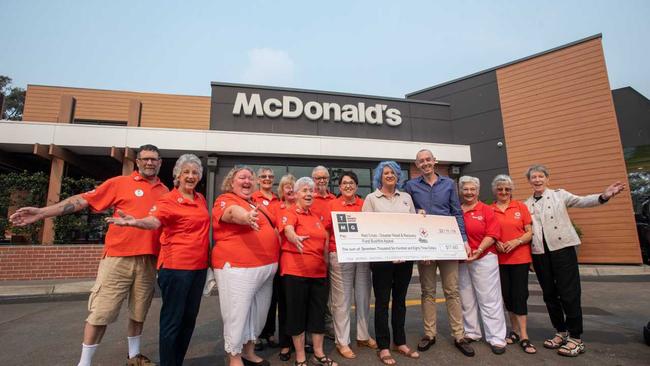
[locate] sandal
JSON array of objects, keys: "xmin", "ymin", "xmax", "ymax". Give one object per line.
[
  {"xmin": 294, "ymin": 360, "xmax": 308, "ymax": 366},
  {"xmin": 377, "ymin": 351, "xmax": 396, "ymax": 365},
  {"xmin": 543, "ymin": 332, "xmax": 567, "ymax": 349},
  {"xmin": 279, "ymin": 348, "xmax": 292, "ymax": 362},
  {"xmin": 506, "ymin": 331, "xmax": 520, "ymax": 345},
  {"xmin": 391, "ymin": 346, "xmax": 420, "ymax": 359},
  {"xmin": 519, "ymin": 339, "xmax": 537, "ymax": 354},
  {"xmin": 557, "ymin": 337, "xmax": 585, "ymax": 357},
  {"xmin": 336, "ymin": 345, "xmax": 356, "ymax": 359},
  {"xmin": 311, "ymin": 355, "xmax": 338, "ymax": 366}
]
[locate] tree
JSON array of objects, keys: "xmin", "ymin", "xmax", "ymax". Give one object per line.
[{"xmin": 1, "ymin": 75, "xmax": 25, "ymax": 120}]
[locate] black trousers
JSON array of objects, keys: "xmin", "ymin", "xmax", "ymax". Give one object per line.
[
  {"xmin": 370, "ymin": 261, "xmax": 413, "ymax": 350},
  {"xmin": 283, "ymin": 275, "xmax": 329, "ymax": 335},
  {"xmin": 499, "ymin": 263, "xmax": 530, "ymax": 315},
  {"xmin": 158, "ymin": 268, "xmax": 207, "ymax": 366},
  {"xmin": 260, "ymin": 272, "xmax": 292, "ymax": 347},
  {"xmin": 532, "ymin": 244, "xmax": 583, "ymax": 338}
]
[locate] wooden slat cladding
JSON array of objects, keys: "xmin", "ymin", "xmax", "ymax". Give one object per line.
[
  {"xmin": 496, "ymin": 38, "xmax": 641, "ymax": 264},
  {"xmin": 23, "ymin": 85, "xmax": 211, "ymax": 130}
]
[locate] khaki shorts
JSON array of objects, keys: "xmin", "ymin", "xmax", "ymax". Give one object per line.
[{"xmin": 86, "ymin": 255, "xmax": 156, "ymax": 326}]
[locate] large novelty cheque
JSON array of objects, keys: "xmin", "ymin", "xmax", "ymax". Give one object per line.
[{"xmin": 331, "ymin": 211, "xmax": 467, "ymax": 263}]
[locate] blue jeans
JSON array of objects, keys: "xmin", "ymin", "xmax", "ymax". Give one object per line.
[{"xmin": 158, "ymin": 268, "xmax": 207, "ymax": 366}]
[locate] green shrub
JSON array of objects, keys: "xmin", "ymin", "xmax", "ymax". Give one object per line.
[
  {"xmin": 54, "ymin": 176, "xmax": 111, "ymax": 244},
  {"xmin": 0, "ymin": 171, "xmax": 48, "ymax": 243}
]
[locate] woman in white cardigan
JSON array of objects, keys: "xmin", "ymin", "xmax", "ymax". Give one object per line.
[{"xmin": 524, "ymin": 164, "xmax": 624, "ymax": 357}]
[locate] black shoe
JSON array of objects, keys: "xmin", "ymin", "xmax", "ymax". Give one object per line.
[
  {"xmin": 279, "ymin": 348, "xmax": 292, "ymax": 362},
  {"xmin": 254, "ymin": 339, "xmax": 265, "ymax": 351},
  {"xmin": 242, "ymin": 357, "xmax": 271, "ymax": 366},
  {"xmin": 454, "ymin": 339, "xmax": 475, "ymax": 357},
  {"xmin": 491, "ymin": 344, "xmax": 506, "ymax": 355},
  {"xmin": 417, "ymin": 336, "xmax": 436, "ymax": 352}
]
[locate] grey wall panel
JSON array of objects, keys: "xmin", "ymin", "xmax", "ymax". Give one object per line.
[
  {"xmin": 410, "ymin": 72, "xmax": 498, "ymax": 101},
  {"xmin": 613, "ymin": 87, "xmax": 650, "ymax": 149},
  {"xmin": 445, "ymin": 82, "xmax": 501, "ymax": 120},
  {"xmin": 462, "ymin": 138, "xmax": 508, "ymax": 172},
  {"xmin": 410, "ymin": 117, "xmax": 455, "ymax": 144},
  {"xmin": 451, "ymin": 110, "xmax": 505, "ymax": 144},
  {"xmin": 408, "ymin": 103, "xmax": 451, "ymax": 120}
]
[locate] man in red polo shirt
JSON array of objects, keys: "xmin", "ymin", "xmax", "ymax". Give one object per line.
[
  {"xmin": 310, "ymin": 165, "xmax": 336, "ymax": 339},
  {"xmin": 10, "ymin": 144, "xmax": 168, "ymax": 366}
]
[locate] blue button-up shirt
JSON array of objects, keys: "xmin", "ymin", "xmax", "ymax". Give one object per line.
[{"xmin": 404, "ymin": 174, "xmax": 467, "ymax": 241}]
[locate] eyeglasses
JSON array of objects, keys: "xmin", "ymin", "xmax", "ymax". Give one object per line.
[
  {"xmin": 314, "ymin": 177, "xmax": 329, "ymax": 181},
  {"xmin": 259, "ymin": 175, "xmax": 275, "ymax": 179},
  {"xmin": 340, "ymin": 182, "xmax": 356, "ymax": 186},
  {"xmin": 137, "ymin": 158, "xmax": 160, "ymax": 163},
  {"xmin": 497, "ymin": 187, "xmax": 512, "ymax": 192}
]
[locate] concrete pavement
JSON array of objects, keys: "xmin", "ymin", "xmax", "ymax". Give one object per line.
[{"xmin": 1, "ymin": 264, "xmax": 649, "ymax": 301}]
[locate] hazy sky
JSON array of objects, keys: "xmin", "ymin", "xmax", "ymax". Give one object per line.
[{"xmin": 2, "ymin": 0, "xmax": 649, "ymax": 98}]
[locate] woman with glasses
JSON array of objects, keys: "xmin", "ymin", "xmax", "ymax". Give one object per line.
[
  {"xmin": 274, "ymin": 174, "xmax": 297, "ymax": 361},
  {"xmin": 490, "ymin": 174, "xmax": 535, "ymax": 354},
  {"xmin": 328, "ymin": 171, "xmax": 376, "ymax": 359},
  {"xmin": 458, "ymin": 176, "xmax": 507, "ymax": 355},
  {"xmin": 253, "ymin": 167, "xmax": 282, "ymax": 351}
]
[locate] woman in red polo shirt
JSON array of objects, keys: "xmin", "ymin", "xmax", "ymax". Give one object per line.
[
  {"xmin": 212, "ymin": 166, "xmax": 280, "ymax": 366},
  {"xmin": 280, "ymin": 177, "xmax": 338, "ymax": 366},
  {"xmin": 253, "ymin": 167, "xmax": 281, "ymax": 351},
  {"xmin": 327, "ymin": 171, "xmax": 376, "ymax": 359},
  {"xmin": 274, "ymin": 174, "xmax": 297, "ymax": 361},
  {"xmin": 106, "ymin": 154, "xmax": 210, "ymax": 366},
  {"xmin": 490, "ymin": 174, "xmax": 536, "ymax": 354},
  {"xmin": 458, "ymin": 176, "xmax": 507, "ymax": 355}
]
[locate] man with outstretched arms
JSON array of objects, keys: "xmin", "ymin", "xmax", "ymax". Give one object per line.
[{"xmin": 10, "ymin": 144, "xmax": 169, "ymax": 366}]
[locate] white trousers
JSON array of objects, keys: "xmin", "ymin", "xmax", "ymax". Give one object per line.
[
  {"xmin": 458, "ymin": 252, "xmax": 507, "ymax": 347},
  {"xmin": 215, "ymin": 262, "xmax": 277, "ymax": 355},
  {"xmin": 328, "ymin": 252, "xmax": 372, "ymax": 346}
]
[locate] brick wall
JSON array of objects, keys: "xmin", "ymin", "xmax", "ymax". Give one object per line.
[{"xmin": 0, "ymin": 245, "xmax": 102, "ymax": 280}]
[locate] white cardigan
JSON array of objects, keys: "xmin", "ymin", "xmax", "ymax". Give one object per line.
[{"xmin": 525, "ymin": 188, "xmax": 603, "ymax": 254}]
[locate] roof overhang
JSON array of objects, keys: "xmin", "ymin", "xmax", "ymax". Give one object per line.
[{"xmin": 0, "ymin": 121, "xmax": 472, "ymax": 164}]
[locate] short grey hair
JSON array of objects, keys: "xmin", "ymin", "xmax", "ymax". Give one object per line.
[
  {"xmin": 416, "ymin": 148, "xmax": 435, "ymax": 160},
  {"xmin": 172, "ymin": 154, "xmax": 203, "ymax": 187},
  {"xmin": 491, "ymin": 174, "xmax": 514, "ymax": 194},
  {"xmin": 526, "ymin": 164, "xmax": 550, "ymax": 180},
  {"xmin": 256, "ymin": 166, "xmax": 274, "ymax": 176},
  {"xmin": 294, "ymin": 177, "xmax": 315, "ymax": 192},
  {"xmin": 459, "ymin": 175, "xmax": 480, "ymax": 190},
  {"xmin": 311, "ymin": 165, "xmax": 329, "ymax": 177}
]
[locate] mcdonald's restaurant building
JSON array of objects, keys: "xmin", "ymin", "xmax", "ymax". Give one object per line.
[{"xmin": 1, "ymin": 34, "xmax": 648, "ymax": 280}]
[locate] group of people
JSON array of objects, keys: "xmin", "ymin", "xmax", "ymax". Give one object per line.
[{"xmin": 8, "ymin": 145, "xmax": 625, "ymax": 366}]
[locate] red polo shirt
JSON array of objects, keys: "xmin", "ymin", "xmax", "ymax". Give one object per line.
[
  {"xmin": 212, "ymin": 193, "xmax": 279, "ymax": 269},
  {"xmin": 251, "ymin": 190, "xmax": 280, "ymax": 223},
  {"xmin": 83, "ymin": 171, "xmax": 169, "ymax": 257},
  {"xmin": 279, "ymin": 207, "xmax": 328, "ymax": 278},
  {"xmin": 327, "ymin": 196, "xmax": 364, "ymax": 252},
  {"xmin": 311, "ymin": 192, "xmax": 336, "ymax": 222},
  {"xmin": 150, "ymin": 189, "xmax": 210, "ymax": 270},
  {"xmin": 463, "ymin": 201, "xmax": 501, "ymax": 259},
  {"xmin": 491, "ymin": 200, "xmax": 532, "ymax": 265}
]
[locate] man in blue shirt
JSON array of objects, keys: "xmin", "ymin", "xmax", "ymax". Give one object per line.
[{"xmin": 404, "ymin": 149, "xmax": 475, "ymax": 357}]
